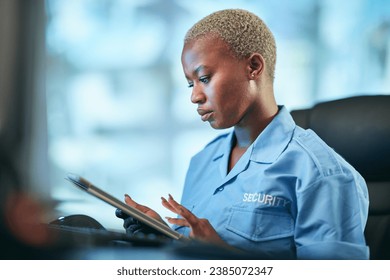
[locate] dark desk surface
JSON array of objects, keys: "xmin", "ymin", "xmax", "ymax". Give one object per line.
[{"xmin": 1, "ymin": 224, "xmax": 276, "ymax": 260}]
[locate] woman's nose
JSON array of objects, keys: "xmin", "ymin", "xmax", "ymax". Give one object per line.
[{"xmin": 190, "ymin": 85, "xmax": 206, "ymax": 104}]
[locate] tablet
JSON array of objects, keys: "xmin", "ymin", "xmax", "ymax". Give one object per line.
[{"xmin": 65, "ymin": 173, "xmax": 188, "ymax": 241}]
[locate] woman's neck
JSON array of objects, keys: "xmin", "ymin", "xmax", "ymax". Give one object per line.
[{"xmin": 233, "ymin": 104, "xmax": 279, "ymax": 149}]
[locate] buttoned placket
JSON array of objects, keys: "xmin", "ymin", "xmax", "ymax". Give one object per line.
[{"xmin": 213, "ymin": 132, "xmax": 253, "ymax": 195}]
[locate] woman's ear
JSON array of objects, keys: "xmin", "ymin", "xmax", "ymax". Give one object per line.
[{"xmin": 248, "ymin": 53, "xmax": 265, "ymax": 79}]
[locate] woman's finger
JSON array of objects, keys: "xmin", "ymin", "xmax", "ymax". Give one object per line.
[
  {"xmin": 124, "ymin": 194, "xmax": 150, "ymax": 213},
  {"xmin": 167, "ymin": 194, "xmax": 198, "ymax": 226},
  {"xmin": 161, "ymin": 197, "xmax": 177, "ymax": 213},
  {"xmin": 165, "ymin": 217, "xmax": 190, "ymax": 227}
]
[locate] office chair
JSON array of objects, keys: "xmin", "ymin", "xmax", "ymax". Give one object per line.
[{"xmin": 290, "ymin": 95, "xmax": 390, "ymax": 260}]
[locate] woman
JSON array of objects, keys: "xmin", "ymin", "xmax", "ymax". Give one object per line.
[{"xmin": 117, "ymin": 9, "xmax": 369, "ymax": 260}]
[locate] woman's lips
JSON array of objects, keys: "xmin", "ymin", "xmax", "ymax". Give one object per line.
[
  {"xmin": 201, "ymin": 112, "xmax": 213, "ymax": 121},
  {"xmin": 197, "ymin": 108, "xmax": 213, "ymax": 122}
]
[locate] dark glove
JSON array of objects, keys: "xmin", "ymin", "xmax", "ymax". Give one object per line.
[{"xmin": 115, "ymin": 208, "xmax": 163, "ymax": 237}]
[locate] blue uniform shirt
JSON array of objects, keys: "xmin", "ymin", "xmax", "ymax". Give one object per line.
[{"xmin": 175, "ymin": 106, "xmax": 369, "ymax": 259}]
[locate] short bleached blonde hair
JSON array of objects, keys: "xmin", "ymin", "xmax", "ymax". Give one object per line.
[{"xmin": 184, "ymin": 9, "xmax": 277, "ymax": 80}]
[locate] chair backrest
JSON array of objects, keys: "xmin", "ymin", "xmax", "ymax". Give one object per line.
[{"xmin": 291, "ymin": 95, "xmax": 390, "ymax": 260}]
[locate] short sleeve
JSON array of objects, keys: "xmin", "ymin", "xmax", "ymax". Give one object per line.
[{"xmin": 294, "ymin": 173, "xmax": 369, "ymax": 260}]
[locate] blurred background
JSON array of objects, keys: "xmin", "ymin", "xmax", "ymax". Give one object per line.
[{"xmin": 1, "ymin": 0, "xmax": 389, "ymax": 232}]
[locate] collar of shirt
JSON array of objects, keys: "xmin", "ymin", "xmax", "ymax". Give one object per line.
[
  {"xmin": 211, "ymin": 106, "xmax": 296, "ymax": 176},
  {"xmin": 251, "ymin": 105, "xmax": 296, "ymax": 163}
]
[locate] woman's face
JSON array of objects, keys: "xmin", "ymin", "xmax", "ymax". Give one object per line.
[{"xmin": 181, "ymin": 36, "xmax": 257, "ymax": 129}]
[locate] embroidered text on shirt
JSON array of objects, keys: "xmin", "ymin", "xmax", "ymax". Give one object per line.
[{"xmin": 243, "ymin": 192, "xmax": 290, "ymax": 207}]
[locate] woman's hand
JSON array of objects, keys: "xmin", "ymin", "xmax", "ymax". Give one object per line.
[
  {"xmin": 116, "ymin": 194, "xmax": 168, "ymax": 236},
  {"xmin": 123, "ymin": 194, "xmax": 168, "ymax": 225},
  {"xmin": 161, "ymin": 194, "xmax": 226, "ymax": 246}
]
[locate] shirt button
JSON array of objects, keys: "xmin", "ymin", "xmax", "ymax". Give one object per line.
[{"xmin": 213, "ymin": 186, "xmax": 225, "ymax": 194}]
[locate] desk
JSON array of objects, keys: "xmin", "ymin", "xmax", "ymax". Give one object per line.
[{"xmin": 1, "ymin": 224, "xmax": 278, "ymax": 260}]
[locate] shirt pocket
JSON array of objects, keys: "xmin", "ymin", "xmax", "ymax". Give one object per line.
[{"xmin": 226, "ymin": 206, "xmax": 294, "ymax": 242}]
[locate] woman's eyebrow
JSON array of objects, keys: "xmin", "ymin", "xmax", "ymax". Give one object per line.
[
  {"xmin": 193, "ymin": 65, "xmax": 204, "ymax": 74},
  {"xmin": 185, "ymin": 65, "xmax": 208, "ymax": 80},
  {"xmin": 185, "ymin": 65, "xmax": 205, "ymax": 80},
  {"xmin": 194, "ymin": 65, "xmax": 205, "ymax": 76}
]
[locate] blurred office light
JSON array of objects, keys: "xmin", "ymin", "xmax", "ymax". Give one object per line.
[{"xmin": 43, "ymin": 0, "xmax": 390, "ymax": 230}]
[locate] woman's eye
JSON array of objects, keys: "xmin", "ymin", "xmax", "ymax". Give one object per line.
[
  {"xmin": 187, "ymin": 82, "xmax": 194, "ymax": 88},
  {"xmin": 199, "ymin": 76, "xmax": 210, "ymax": 84}
]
